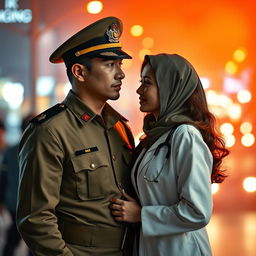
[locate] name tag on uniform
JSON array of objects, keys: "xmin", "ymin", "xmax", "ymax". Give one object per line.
[{"xmin": 75, "ymin": 147, "xmax": 98, "ymax": 156}]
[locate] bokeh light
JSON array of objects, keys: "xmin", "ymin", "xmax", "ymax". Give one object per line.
[
  {"xmin": 130, "ymin": 25, "xmax": 144, "ymax": 37},
  {"xmin": 200, "ymin": 78, "xmax": 210, "ymax": 89},
  {"xmin": 223, "ymin": 77, "xmax": 244, "ymax": 94},
  {"xmin": 237, "ymin": 89, "xmax": 252, "ymax": 103},
  {"xmin": 36, "ymin": 76, "xmax": 55, "ymax": 96},
  {"xmin": 2, "ymin": 82, "xmax": 24, "ymax": 109},
  {"xmin": 243, "ymin": 177, "xmax": 256, "ymax": 192},
  {"xmin": 220, "ymin": 123, "xmax": 234, "ymax": 135},
  {"xmin": 241, "ymin": 134, "xmax": 255, "ymax": 147},
  {"xmin": 142, "ymin": 37, "xmax": 154, "ymax": 48},
  {"xmin": 225, "ymin": 61, "xmax": 238, "ymax": 75},
  {"xmin": 233, "ymin": 48, "xmax": 247, "ymax": 63},
  {"xmin": 211, "ymin": 184, "xmax": 220, "ymax": 194},
  {"xmin": 86, "ymin": 1, "xmax": 103, "ymax": 14},
  {"xmin": 224, "ymin": 134, "xmax": 236, "ymax": 148},
  {"xmin": 228, "ymin": 104, "xmax": 242, "ymax": 120},
  {"xmin": 240, "ymin": 122, "xmax": 253, "ymax": 134}
]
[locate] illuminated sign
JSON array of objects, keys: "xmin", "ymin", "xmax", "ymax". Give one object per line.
[{"xmin": 0, "ymin": 0, "xmax": 32, "ymax": 23}]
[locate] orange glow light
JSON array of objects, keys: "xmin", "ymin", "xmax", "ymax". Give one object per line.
[
  {"xmin": 228, "ymin": 103, "xmax": 242, "ymax": 120},
  {"xmin": 142, "ymin": 37, "xmax": 154, "ymax": 48},
  {"xmin": 243, "ymin": 177, "xmax": 256, "ymax": 192},
  {"xmin": 237, "ymin": 89, "xmax": 252, "ymax": 103},
  {"xmin": 139, "ymin": 49, "xmax": 151, "ymax": 60},
  {"xmin": 233, "ymin": 48, "xmax": 247, "ymax": 63},
  {"xmin": 122, "ymin": 58, "xmax": 133, "ymax": 69},
  {"xmin": 225, "ymin": 61, "xmax": 238, "ymax": 75},
  {"xmin": 86, "ymin": 1, "xmax": 103, "ymax": 14},
  {"xmin": 224, "ymin": 134, "xmax": 236, "ymax": 148},
  {"xmin": 211, "ymin": 184, "xmax": 219, "ymax": 194},
  {"xmin": 223, "ymin": 77, "xmax": 244, "ymax": 94},
  {"xmin": 241, "ymin": 134, "xmax": 255, "ymax": 147},
  {"xmin": 220, "ymin": 122, "xmax": 234, "ymax": 135},
  {"xmin": 240, "ymin": 122, "xmax": 253, "ymax": 134},
  {"xmin": 200, "ymin": 78, "xmax": 210, "ymax": 89},
  {"xmin": 130, "ymin": 25, "xmax": 144, "ymax": 37}
]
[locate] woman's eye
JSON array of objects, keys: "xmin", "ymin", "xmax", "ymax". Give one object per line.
[
  {"xmin": 140, "ymin": 79, "xmax": 151, "ymax": 85},
  {"xmin": 144, "ymin": 80, "xmax": 151, "ymax": 85}
]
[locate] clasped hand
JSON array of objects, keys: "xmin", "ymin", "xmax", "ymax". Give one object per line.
[{"xmin": 109, "ymin": 189, "xmax": 141, "ymax": 223}]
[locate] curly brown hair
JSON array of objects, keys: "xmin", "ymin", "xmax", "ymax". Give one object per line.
[{"xmin": 183, "ymin": 83, "xmax": 229, "ymax": 183}]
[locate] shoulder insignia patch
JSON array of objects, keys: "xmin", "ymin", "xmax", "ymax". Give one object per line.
[{"xmin": 31, "ymin": 103, "xmax": 67, "ymax": 124}]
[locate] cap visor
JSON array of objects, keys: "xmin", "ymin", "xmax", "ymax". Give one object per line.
[{"xmin": 95, "ymin": 49, "xmax": 132, "ymax": 59}]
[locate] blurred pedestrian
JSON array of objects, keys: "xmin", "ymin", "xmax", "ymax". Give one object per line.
[
  {"xmin": 0, "ymin": 114, "xmax": 34, "ymax": 256},
  {"xmin": 0, "ymin": 120, "xmax": 7, "ymax": 165}
]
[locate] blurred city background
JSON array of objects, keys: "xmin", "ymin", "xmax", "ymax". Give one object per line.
[{"xmin": 0, "ymin": 0, "xmax": 255, "ymax": 255}]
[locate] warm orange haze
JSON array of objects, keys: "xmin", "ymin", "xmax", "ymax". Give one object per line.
[{"xmin": 0, "ymin": 0, "xmax": 255, "ymax": 255}]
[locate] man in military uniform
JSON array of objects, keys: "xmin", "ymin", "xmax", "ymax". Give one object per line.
[{"xmin": 17, "ymin": 17, "xmax": 135, "ymax": 256}]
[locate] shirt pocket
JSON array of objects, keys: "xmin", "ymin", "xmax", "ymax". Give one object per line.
[{"xmin": 71, "ymin": 152, "xmax": 110, "ymax": 200}]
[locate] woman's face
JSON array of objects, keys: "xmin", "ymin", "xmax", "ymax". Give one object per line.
[{"xmin": 137, "ymin": 63, "xmax": 160, "ymax": 119}]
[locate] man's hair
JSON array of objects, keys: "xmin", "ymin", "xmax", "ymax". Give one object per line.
[{"xmin": 66, "ymin": 57, "xmax": 93, "ymax": 84}]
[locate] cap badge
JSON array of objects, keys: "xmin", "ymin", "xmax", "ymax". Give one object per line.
[{"xmin": 106, "ymin": 23, "xmax": 120, "ymax": 43}]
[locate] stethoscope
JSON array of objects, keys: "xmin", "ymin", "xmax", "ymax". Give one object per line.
[{"xmin": 142, "ymin": 126, "xmax": 178, "ymax": 183}]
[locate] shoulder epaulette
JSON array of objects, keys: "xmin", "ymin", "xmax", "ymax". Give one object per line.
[{"xmin": 31, "ymin": 103, "xmax": 67, "ymax": 124}]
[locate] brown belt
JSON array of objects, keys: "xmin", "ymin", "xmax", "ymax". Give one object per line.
[{"xmin": 59, "ymin": 220, "xmax": 126, "ymax": 248}]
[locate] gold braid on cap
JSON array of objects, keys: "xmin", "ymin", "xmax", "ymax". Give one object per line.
[{"xmin": 75, "ymin": 43, "xmax": 122, "ymax": 57}]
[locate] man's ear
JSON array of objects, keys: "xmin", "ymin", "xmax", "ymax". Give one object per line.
[{"xmin": 71, "ymin": 64, "xmax": 87, "ymax": 82}]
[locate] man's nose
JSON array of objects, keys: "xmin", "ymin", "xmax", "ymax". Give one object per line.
[{"xmin": 116, "ymin": 68, "xmax": 125, "ymax": 80}]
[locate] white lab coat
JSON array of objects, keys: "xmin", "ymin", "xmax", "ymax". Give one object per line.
[{"xmin": 132, "ymin": 124, "xmax": 213, "ymax": 256}]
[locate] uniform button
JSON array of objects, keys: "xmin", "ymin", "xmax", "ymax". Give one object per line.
[
  {"xmin": 90, "ymin": 163, "xmax": 95, "ymax": 169},
  {"xmin": 112, "ymin": 154, "xmax": 116, "ymax": 161}
]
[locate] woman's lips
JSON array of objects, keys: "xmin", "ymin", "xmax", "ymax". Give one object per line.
[{"xmin": 139, "ymin": 97, "xmax": 146, "ymax": 104}]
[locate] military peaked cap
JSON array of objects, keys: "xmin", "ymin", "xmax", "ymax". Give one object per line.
[{"xmin": 49, "ymin": 16, "xmax": 132, "ymax": 67}]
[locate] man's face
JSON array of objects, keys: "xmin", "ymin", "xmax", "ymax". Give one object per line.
[{"xmin": 83, "ymin": 57, "xmax": 125, "ymax": 102}]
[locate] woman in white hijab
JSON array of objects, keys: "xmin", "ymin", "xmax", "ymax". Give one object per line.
[{"xmin": 110, "ymin": 54, "xmax": 229, "ymax": 256}]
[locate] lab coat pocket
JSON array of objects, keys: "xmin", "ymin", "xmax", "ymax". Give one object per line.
[{"xmin": 72, "ymin": 153, "xmax": 110, "ymax": 200}]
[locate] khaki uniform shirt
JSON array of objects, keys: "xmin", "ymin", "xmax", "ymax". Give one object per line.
[{"xmin": 17, "ymin": 90, "xmax": 134, "ymax": 256}]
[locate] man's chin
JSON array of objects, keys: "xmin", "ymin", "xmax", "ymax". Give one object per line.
[{"xmin": 109, "ymin": 94, "xmax": 120, "ymax": 101}]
